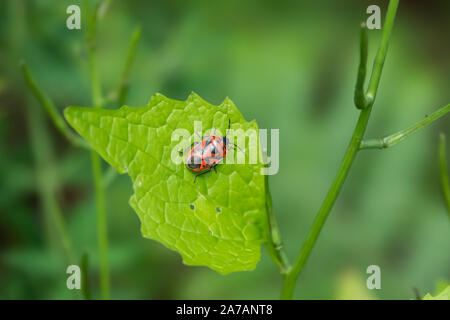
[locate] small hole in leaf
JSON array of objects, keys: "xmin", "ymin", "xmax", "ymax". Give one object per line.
[
  {"xmin": 190, "ymin": 204, "xmax": 195, "ymax": 210},
  {"xmin": 216, "ymin": 206, "xmax": 221, "ymax": 213}
]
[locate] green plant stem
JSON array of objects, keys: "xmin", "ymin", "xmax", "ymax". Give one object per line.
[
  {"xmin": 360, "ymin": 104, "xmax": 450, "ymax": 149},
  {"xmin": 116, "ymin": 25, "xmax": 142, "ymax": 106},
  {"xmin": 91, "ymin": 151, "xmax": 110, "ymax": 299},
  {"xmin": 87, "ymin": 2, "xmax": 103, "ymax": 109},
  {"xmin": 439, "ymin": 133, "xmax": 450, "ymax": 216},
  {"xmin": 365, "ymin": 1, "xmax": 399, "ymax": 106},
  {"xmin": 26, "ymin": 102, "xmax": 76, "ymax": 264},
  {"xmin": 86, "ymin": 0, "xmax": 110, "ymax": 300},
  {"xmin": 81, "ymin": 253, "xmax": 92, "ymax": 300},
  {"xmin": 281, "ymin": 0, "xmax": 400, "ymax": 300},
  {"xmin": 17, "ymin": 0, "xmax": 76, "ymax": 275},
  {"xmin": 103, "ymin": 166, "xmax": 118, "ymax": 187},
  {"xmin": 264, "ymin": 172, "xmax": 291, "ymax": 274},
  {"xmin": 21, "ymin": 63, "xmax": 90, "ymax": 149},
  {"xmin": 21, "ymin": 59, "xmax": 76, "ymax": 263},
  {"xmin": 281, "ymin": 108, "xmax": 372, "ymax": 299},
  {"xmin": 354, "ymin": 23, "xmax": 368, "ymax": 109},
  {"xmin": 102, "ymin": 26, "xmax": 142, "ymax": 186}
]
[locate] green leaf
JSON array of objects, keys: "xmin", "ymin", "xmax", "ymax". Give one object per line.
[
  {"xmin": 64, "ymin": 92, "xmax": 268, "ymax": 274},
  {"xmin": 422, "ymin": 284, "xmax": 450, "ymax": 300}
]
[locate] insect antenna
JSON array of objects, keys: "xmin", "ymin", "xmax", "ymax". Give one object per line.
[{"xmin": 231, "ymin": 143, "xmax": 246, "ymax": 156}]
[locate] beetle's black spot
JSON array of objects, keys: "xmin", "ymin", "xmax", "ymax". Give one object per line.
[
  {"xmin": 187, "ymin": 156, "xmax": 202, "ymax": 170},
  {"xmin": 216, "ymin": 206, "xmax": 221, "ymax": 213},
  {"xmin": 190, "ymin": 204, "xmax": 195, "ymax": 210}
]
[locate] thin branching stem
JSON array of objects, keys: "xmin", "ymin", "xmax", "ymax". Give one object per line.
[
  {"xmin": 280, "ymin": 0, "xmax": 400, "ymax": 300},
  {"xmin": 360, "ymin": 104, "xmax": 450, "ymax": 149},
  {"xmin": 354, "ymin": 23, "xmax": 368, "ymax": 109},
  {"xmin": 86, "ymin": 2, "xmax": 103, "ymax": 109},
  {"xmin": 26, "ymin": 103, "xmax": 76, "ymax": 264},
  {"xmin": 18, "ymin": 0, "xmax": 76, "ymax": 278},
  {"xmin": 85, "ymin": 0, "xmax": 110, "ymax": 300},
  {"xmin": 103, "ymin": 165, "xmax": 118, "ymax": 187},
  {"xmin": 365, "ymin": 1, "xmax": 399, "ymax": 106},
  {"xmin": 21, "ymin": 63, "xmax": 90, "ymax": 149},
  {"xmin": 439, "ymin": 133, "xmax": 450, "ymax": 216},
  {"xmin": 91, "ymin": 150, "xmax": 110, "ymax": 299},
  {"xmin": 263, "ymin": 150, "xmax": 291, "ymax": 273},
  {"xmin": 265, "ymin": 195, "xmax": 291, "ymax": 274},
  {"xmin": 116, "ymin": 25, "xmax": 142, "ymax": 106},
  {"xmin": 81, "ymin": 253, "xmax": 92, "ymax": 300},
  {"xmin": 103, "ymin": 25, "xmax": 142, "ymax": 187}
]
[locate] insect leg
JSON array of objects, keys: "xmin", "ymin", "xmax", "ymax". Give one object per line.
[{"xmin": 193, "ymin": 168, "xmax": 213, "ymax": 183}]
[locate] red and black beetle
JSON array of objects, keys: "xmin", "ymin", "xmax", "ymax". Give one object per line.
[{"xmin": 179, "ymin": 119, "xmax": 244, "ymax": 182}]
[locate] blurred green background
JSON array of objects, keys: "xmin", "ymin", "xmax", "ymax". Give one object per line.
[{"xmin": 0, "ymin": 0, "xmax": 449, "ymax": 299}]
